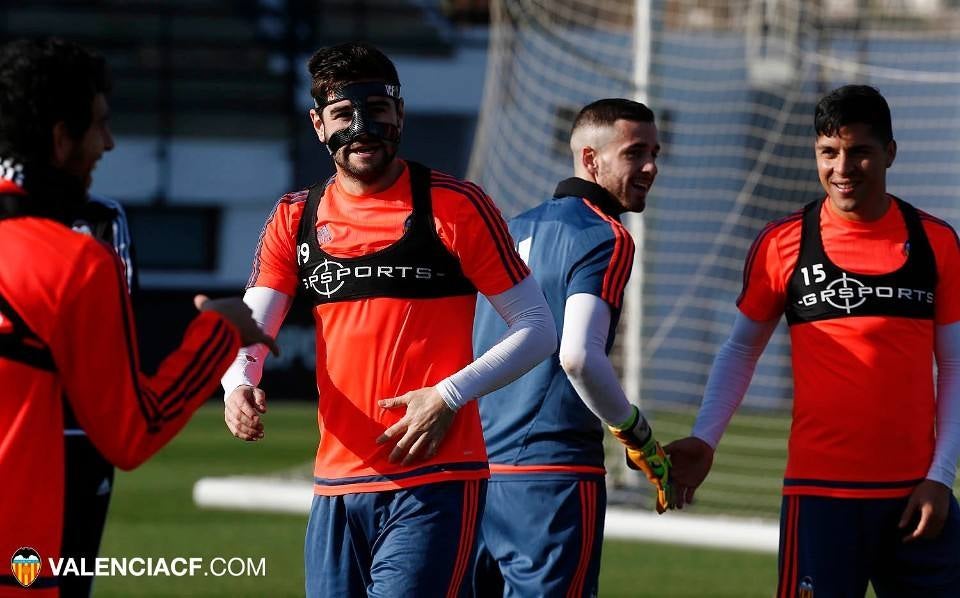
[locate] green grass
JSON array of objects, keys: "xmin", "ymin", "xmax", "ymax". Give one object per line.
[
  {"xmin": 96, "ymin": 403, "xmax": 779, "ymax": 597},
  {"xmin": 641, "ymin": 406, "xmax": 791, "ymax": 518}
]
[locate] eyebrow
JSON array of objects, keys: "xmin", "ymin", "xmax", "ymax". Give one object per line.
[
  {"xmin": 816, "ymin": 143, "xmax": 873, "ymax": 151},
  {"xmin": 624, "ymin": 142, "xmax": 661, "ymax": 152}
]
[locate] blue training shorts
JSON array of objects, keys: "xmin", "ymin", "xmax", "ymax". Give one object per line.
[
  {"xmin": 474, "ymin": 477, "xmax": 606, "ymax": 598},
  {"xmin": 777, "ymin": 493, "xmax": 960, "ymax": 598},
  {"xmin": 305, "ymin": 479, "xmax": 485, "ymax": 598}
]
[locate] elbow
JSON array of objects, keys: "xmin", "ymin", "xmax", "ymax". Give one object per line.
[
  {"xmin": 544, "ymin": 330, "xmax": 559, "ymax": 358},
  {"xmin": 113, "ymin": 454, "xmax": 144, "ymax": 472},
  {"xmin": 559, "ymin": 349, "xmax": 587, "ymax": 380},
  {"xmin": 538, "ymin": 313, "xmax": 558, "ymax": 357},
  {"xmin": 112, "ymin": 441, "xmax": 154, "ymax": 471}
]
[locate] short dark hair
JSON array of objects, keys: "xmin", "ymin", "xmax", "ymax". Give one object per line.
[
  {"xmin": 307, "ymin": 42, "xmax": 400, "ymax": 105},
  {"xmin": 814, "ymin": 85, "xmax": 893, "ymax": 144},
  {"xmin": 0, "ymin": 38, "xmax": 110, "ymax": 167},
  {"xmin": 571, "ymin": 98, "xmax": 655, "ymax": 134}
]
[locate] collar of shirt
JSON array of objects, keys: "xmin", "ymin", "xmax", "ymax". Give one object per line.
[{"xmin": 553, "ymin": 177, "xmax": 621, "ymax": 219}]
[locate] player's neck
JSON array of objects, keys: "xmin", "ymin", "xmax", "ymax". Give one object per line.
[
  {"xmin": 825, "ymin": 193, "xmax": 891, "ymax": 223},
  {"xmin": 336, "ymin": 160, "xmax": 405, "ymax": 196},
  {"xmin": 564, "ymin": 176, "xmax": 623, "ymax": 217}
]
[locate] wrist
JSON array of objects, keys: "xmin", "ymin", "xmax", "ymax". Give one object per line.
[
  {"xmin": 435, "ymin": 379, "xmax": 463, "ymax": 412},
  {"xmin": 923, "ymin": 477, "xmax": 953, "ymax": 492},
  {"xmin": 609, "ymin": 406, "xmax": 653, "ymax": 450},
  {"xmin": 613, "ymin": 405, "xmax": 639, "ymax": 431}
]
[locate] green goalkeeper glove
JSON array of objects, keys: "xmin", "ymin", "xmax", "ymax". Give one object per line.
[{"xmin": 608, "ymin": 406, "xmax": 673, "ymax": 514}]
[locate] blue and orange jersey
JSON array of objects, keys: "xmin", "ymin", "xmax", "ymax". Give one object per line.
[
  {"xmin": 739, "ymin": 196, "xmax": 960, "ymax": 498},
  {"xmin": 247, "ymin": 161, "xmax": 528, "ymax": 495},
  {"xmin": 473, "ymin": 178, "xmax": 635, "ymax": 478},
  {"xmin": 0, "ymin": 207, "xmax": 239, "ymax": 595}
]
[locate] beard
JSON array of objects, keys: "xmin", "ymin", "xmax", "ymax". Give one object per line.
[{"xmin": 333, "ymin": 139, "xmax": 398, "ymax": 184}]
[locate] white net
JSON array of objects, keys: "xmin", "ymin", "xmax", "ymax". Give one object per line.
[{"xmin": 470, "ymin": 0, "xmax": 960, "ymax": 519}]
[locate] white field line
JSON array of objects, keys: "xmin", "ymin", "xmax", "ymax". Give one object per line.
[{"xmin": 193, "ymin": 476, "xmax": 779, "ymax": 554}]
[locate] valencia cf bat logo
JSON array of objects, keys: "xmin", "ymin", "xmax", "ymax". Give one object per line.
[
  {"xmin": 317, "ymin": 224, "xmax": 333, "ymax": 246},
  {"xmin": 10, "ymin": 547, "xmax": 41, "ymax": 588},
  {"xmin": 798, "ymin": 576, "xmax": 814, "ymax": 598}
]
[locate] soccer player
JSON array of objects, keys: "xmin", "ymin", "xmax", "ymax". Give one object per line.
[
  {"xmin": 0, "ymin": 38, "xmax": 275, "ymax": 596},
  {"xmin": 667, "ymin": 85, "xmax": 960, "ymax": 597},
  {"xmin": 220, "ymin": 42, "xmax": 556, "ymax": 597},
  {"xmin": 471, "ymin": 99, "xmax": 674, "ymax": 597},
  {"xmin": 61, "ymin": 194, "xmax": 137, "ymax": 598}
]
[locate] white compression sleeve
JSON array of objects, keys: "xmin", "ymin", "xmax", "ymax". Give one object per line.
[
  {"xmin": 558, "ymin": 293, "xmax": 634, "ymax": 427},
  {"xmin": 691, "ymin": 312, "xmax": 778, "ymax": 448},
  {"xmin": 929, "ymin": 321, "xmax": 960, "ymax": 487},
  {"xmin": 436, "ymin": 275, "xmax": 557, "ymax": 410},
  {"xmin": 220, "ymin": 286, "xmax": 293, "ymax": 395}
]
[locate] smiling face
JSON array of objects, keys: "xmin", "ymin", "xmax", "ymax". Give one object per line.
[
  {"xmin": 591, "ymin": 119, "xmax": 660, "ymax": 213},
  {"xmin": 815, "ymin": 122, "xmax": 896, "ymax": 221},
  {"xmin": 310, "ymin": 90, "xmax": 403, "ymax": 185}
]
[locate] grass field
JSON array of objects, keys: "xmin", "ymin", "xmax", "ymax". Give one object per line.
[{"xmin": 96, "ymin": 402, "xmax": 780, "ymax": 597}]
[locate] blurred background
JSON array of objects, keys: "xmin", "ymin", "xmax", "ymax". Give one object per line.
[{"xmin": 6, "ymin": 1, "xmax": 960, "ymax": 595}]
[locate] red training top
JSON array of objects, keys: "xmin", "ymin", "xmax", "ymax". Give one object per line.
[
  {"xmin": 0, "ymin": 211, "xmax": 239, "ymax": 595},
  {"xmin": 249, "ymin": 162, "xmax": 529, "ymax": 495},
  {"xmin": 738, "ymin": 198, "xmax": 960, "ymax": 498}
]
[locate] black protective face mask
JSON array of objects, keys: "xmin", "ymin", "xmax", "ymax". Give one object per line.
[{"xmin": 317, "ymin": 81, "xmax": 402, "ymax": 155}]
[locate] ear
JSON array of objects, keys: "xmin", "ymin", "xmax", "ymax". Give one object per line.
[
  {"xmin": 395, "ymin": 98, "xmax": 405, "ymax": 134},
  {"xmin": 581, "ymin": 146, "xmax": 598, "ymax": 179},
  {"xmin": 51, "ymin": 121, "xmax": 74, "ymax": 167},
  {"xmin": 885, "ymin": 139, "xmax": 897, "ymax": 168},
  {"xmin": 310, "ymin": 108, "xmax": 326, "ymax": 143}
]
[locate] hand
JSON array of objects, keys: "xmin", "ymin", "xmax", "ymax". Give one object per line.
[
  {"xmin": 629, "ymin": 437, "xmax": 674, "ymax": 514},
  {"xmin": 899, "ymin": 479, "xmax": 951, "ymax": 542},
  {"xmin": 376, "ymin": 387, "xmax": 455, "ymax": 466},
  {"xmin": 663, "ymin": 436, "xmax": 715, "ymax": 508},
  {"xmin": 607, "ymin": 408, "xmax": 674, "ymax": 513},
  {"xmin": 224, "ymin": 384, "xmax": 267, "ymax": 441},
  {"xmin": 194, "ymin": 294, "xmax": 280, "ymax": 356}
]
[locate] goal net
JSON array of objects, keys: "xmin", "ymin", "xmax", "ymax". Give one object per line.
[{"xmin": 468, "ymin": 0, "xmax": 960, "ymax": 521}]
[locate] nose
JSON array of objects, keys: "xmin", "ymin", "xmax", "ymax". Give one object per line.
[
  {"xmin": 642, "ymin": 157, "xmax": 658, "ymax": 177},
  {"xmin": 103, "ymin": 126, "xmax": 115, "ymax": 152},
  {"xmin": 836, "ymin": 150, "xmax": 854, "ymax": 175}
]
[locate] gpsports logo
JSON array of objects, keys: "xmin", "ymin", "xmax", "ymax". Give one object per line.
[
  {"xmin": 302, "ymin": 259, "xmax": 435, "ymax": 298},
  {"xmin": 304, "ymin": 259, "xmax": 348, "ymax": 297},
  {"xmin": 10, "ymin": 547, "xmax": 41, "ymax": 587},
  {"xmin": 797, "ymin": 272, "xmax": 933, "ymax": 314}
]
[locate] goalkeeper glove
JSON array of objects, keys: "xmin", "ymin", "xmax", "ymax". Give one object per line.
[{"xmin": 608, "ymin": 406, "xmax": 673, "ymax": 513}]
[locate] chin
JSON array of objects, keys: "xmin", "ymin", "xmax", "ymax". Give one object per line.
[
  {"xmin": 348, "ymin": 162, "xmax": 391, "ymax": 183},
  {"xmin": 829, "ymin": 196, "xmax": 859, "ymax": 212},
  {"xmin": 627, "ymin": 195, "xmax": 647, "ymax": 213}
]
